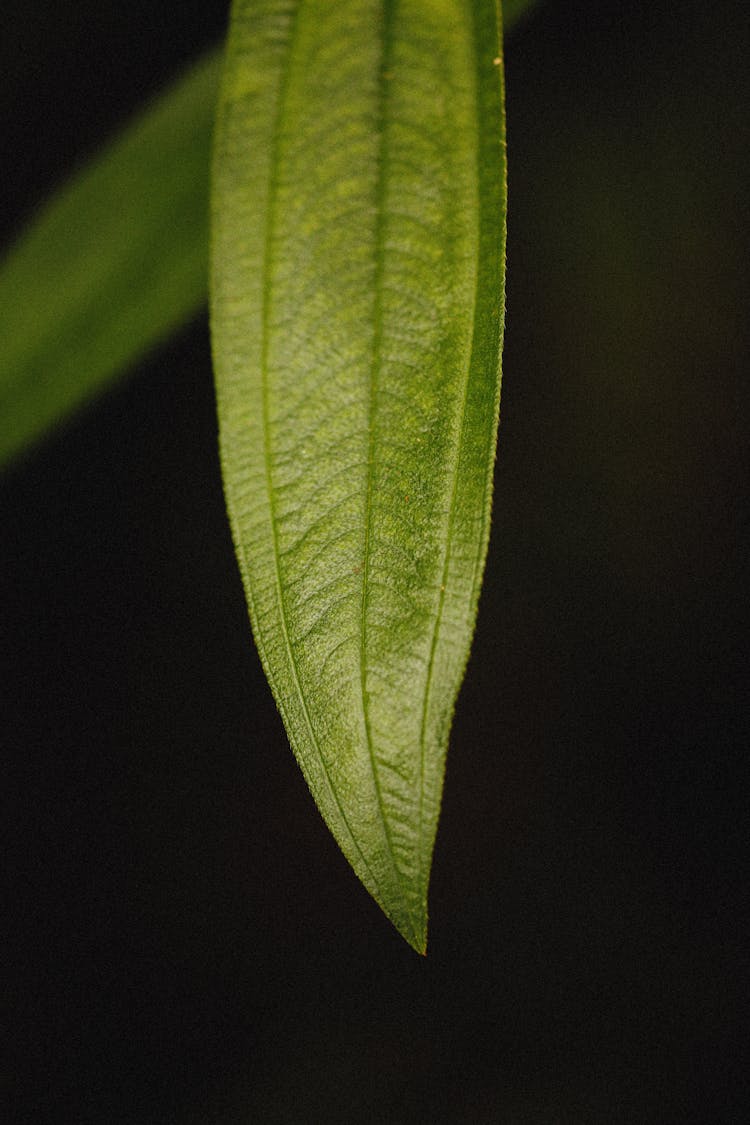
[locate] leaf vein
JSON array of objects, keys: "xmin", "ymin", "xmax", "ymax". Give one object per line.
[{"xmin": 260, "ymin": 0, "xmax": 384, "ymax": 907}]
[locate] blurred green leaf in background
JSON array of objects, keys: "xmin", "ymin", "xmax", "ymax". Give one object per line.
[{"xmin": 0, "ymin": 49, "xmax": 221, "ymax": 468}]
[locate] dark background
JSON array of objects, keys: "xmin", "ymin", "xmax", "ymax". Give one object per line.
[{"xmin": 2, "ymin": 2, "xmax": 748, "ymax": 1121}]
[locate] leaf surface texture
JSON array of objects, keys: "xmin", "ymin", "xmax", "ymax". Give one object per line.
[{"xmin": 211, "ymin": 0, "xmax": 506, "ymax": 952}]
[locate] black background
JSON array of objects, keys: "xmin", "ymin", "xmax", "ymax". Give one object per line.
[{"xmin": 2, "ymin": 2, "xmax": 748, "ymax": 1121}]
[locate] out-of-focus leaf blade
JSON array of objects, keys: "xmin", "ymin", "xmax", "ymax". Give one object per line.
[
  {"xmin": 0, "ymin": 48, "xmax": 222, "ymax": 468},
  {"xmin": 503, "ymin": 0, "xmax": 541, "ymax": 28},
  {"xmin": 210, "ymin": 0, "xmax": 506, "ymax": 951}
]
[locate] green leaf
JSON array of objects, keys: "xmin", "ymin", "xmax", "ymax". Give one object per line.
[
  {"xmin": 211, "ymin": 0, "xmax": 506, "ymax": 952},
  {"xmin": 0, "ymin": 48, "xmax": 222, "ymax": 468}
]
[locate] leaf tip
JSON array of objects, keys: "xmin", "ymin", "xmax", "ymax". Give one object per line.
[{"xmin": 389, "ymin": 907, "xmax": 428, "ymax": 957}]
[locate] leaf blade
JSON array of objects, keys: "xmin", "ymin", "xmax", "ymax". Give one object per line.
[
  {"xmin": 0, "ymin": 48, "xmax": 222, "ymax": 469},
  {"xmin": 211, "ymin": 0, "xmax": 506, "ymax": 951}
]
